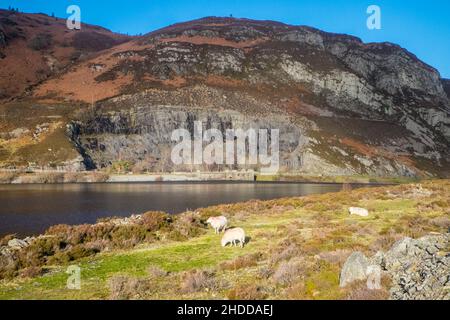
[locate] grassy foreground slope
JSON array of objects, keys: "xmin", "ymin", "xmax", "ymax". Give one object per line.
[{"xmin": 0, "ymin": 180, "xmax": 449, "ymax": 300}]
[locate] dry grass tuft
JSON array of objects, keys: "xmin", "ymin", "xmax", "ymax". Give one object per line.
[
  {"xmin": 318, "ymin": 249, "xmax": 352, "ymax": 266},
  {"xmin": 344, "ymin": 280, "xmax": 390, "ymax": 300},
  {"xmin": 227, "ymin": 284, "xmax": 267, "ymax": 300},
  {"xmin": 220, "ymin": 253, "xmax": 262, "ymax": 271},
  {"xmin": 272, "ymin": 258, "xmax": 306, "ymax": 285},
  {"xmin": 109, "ymin": 275, "xmax": 151, "ymax": 300},
  {"xmin": 269, "ymin": 243, "xmax": 302, "ymax": 265},
  {"xmin": 430, "ymin": 216, "xmax": 450, "ymax": 229},
  {"xmin": 147, "ymin": 266, "xmax": 169, "ymax": 278},
  {"xmin": 180, "ymin": 270, "xmax": 219, "ymax": 293},
  {"xmin": 19, "ymin": 266, "xmax": 44, "ymax": 279}
]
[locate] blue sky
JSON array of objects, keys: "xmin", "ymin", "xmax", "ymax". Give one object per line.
[{"xmin": 2, "ymin": 0, "xmax": 450, "ymax": 78}]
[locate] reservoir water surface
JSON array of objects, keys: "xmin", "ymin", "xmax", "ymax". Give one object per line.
[{"xmin": 0, "ymin": 182, "xmax": 368, "ymax": 237}]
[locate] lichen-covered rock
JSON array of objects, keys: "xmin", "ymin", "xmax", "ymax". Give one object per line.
[
  {"xmin": 339, "ymin": 252, "xmax": 369, "ymax": 287},
  {"xmin": 343, "ymin": 233, "xmax": 450, "ymax": 300},
  {"xmin": 385, "ymin": 234, "xmax": 449, "ymax": 300}
]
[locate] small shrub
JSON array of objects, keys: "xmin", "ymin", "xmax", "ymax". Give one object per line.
[
  {"xmin": 63, "ymin": 172, "xmax": 86, "ymax": 183},
  {"xmin": 318, "ymin": 249, "xmax": 352, "ymax": 266},
  {"xmin": 220, "ymin": 253, "xmax": 262, "ymax": 271},
  {"xmin": 370, "ymin": 232, "xmax": 403, "ymax": 252},
  {"xmin": 49, "ymin": 245, "xmax": 98, "ymax": 264},
  {"xmin": 46, "ymin": 224, "xmax": 72, "ymax": 236},
  {"xmin": 181, "ymin": 270, "xmax": 217, "ymax": 293},
  {"xmin": 29, "ymin": 173, "xmax": 65, "ymax": 184},
  {"xmin": 284, "ymin": 282, "xmax": 308, "ymax": 299},
  {"xmin": 14, "ymin": 237, "xmax": 61, "ymax": 270},
  {"xmin": 344, "ymin": 280, "xmax": 389, "ymax": 300},
  {"xmin": 148, "ymin": 266, "xmax": 168, "ymax": 278},
  {"xmin": 272, "ymin": 258, "xmax": 305, "ymax": 285},
  {"xmin": 0, "ymin": 251, "xmax": 20, "ymax": 279},
  {"xmin": 141, "ymin": 211, "xmax": 171, "ymax": 232},
  {"xmin": 19, "ymin": 266, "xmax": 43, "ymax": 278},
  {"xmin": 132, "ymin": 160, "xmax": 156, "ymax": 174},
  {"xmin": 258, "ymin": 266, "xmax": 273, "ymax": 279},
  {"xmin": 269, "ymin": 243, "xmax": 301, "ymax": 265},
  {"xmin": 110, "ymin": 161, "xmax": 132, "ymax": 174},
  {"xmin": 398, "ymin": 215, "xmax": 433, "ymax": 239},
  {"xmin": 0, "ymin": 172, "xmax": 17, "ymax": 184},
  {"xmin": 0, "ymin": 234, "xmax": 16, "ymax": 246},
  {"xmin": 110, "ymin": 225, "xmax": 148, "ymax": 248},
  {"xmin": 89, "ymin": 172, "xmax": 109, "ymax": 183},
  {"xmin": 109, "ymin": 275, "xmax": 151, "ymax": 300},
  {"xmin": 227, "ymin": 284, "xmax": 267, "ymax": 300},
  {"xmin": 430, "ymin": 216, "xmax": 450, "ymax": 230},
  {"xmin": 28, "ymin": 33, "xmax": 52, "ymax": 50},
  {"xmin": 169, "ymin": 212, "xmax": 205, "ymax": 241}
]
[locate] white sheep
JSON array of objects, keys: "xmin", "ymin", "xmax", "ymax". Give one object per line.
[
  {"xmin": 221, "ymin": 228, "xmax": 246, "ymax": 248},
  {"xmin": 349, "ymin": 207, "xmax": 369, "ymax": 217},
  {"xmin": 206, "ymin": 216, "xmax": 228, "ymax": 234}
]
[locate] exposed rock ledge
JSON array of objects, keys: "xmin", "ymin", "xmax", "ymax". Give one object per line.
[{"xmin": 341, "ymin": 233, "xmax": 450, "ymax": 300}]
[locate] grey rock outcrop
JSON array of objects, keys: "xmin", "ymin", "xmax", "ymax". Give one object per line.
[
  {"xmin": 339, "ymin": 252, "xmax": 369, "ymax": 287},
  {"xmin": 140, "ymin": 19, "xmax": 450, "ymax": 143},
  {"xmin": 382, "ymin": 234, "xmax": 449, "ymax": 300},
  {"xmin": 341, "ymin": 233, "xmax": 449, "ymax": 300},
  {"xmin": 442, "ymin": 79, "xmax": 450, "ymax": 99},
  {"xmin": 68, "ymin": 105, "xmax": 308, "ymax": 172}
]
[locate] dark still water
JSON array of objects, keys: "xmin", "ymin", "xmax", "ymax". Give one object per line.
[{"xmin": 0, "ymin": 182, "xmax": 356, "ymax": 237}]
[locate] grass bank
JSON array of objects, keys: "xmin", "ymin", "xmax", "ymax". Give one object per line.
[
  {"xmin": 0, "ymin": 180, "xmax": 448, "ymax": 300},
  {"xmin": 255, "ymin": 173, "xmax": 421, "ymax": 184}
]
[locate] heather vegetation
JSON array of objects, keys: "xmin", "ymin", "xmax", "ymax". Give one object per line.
[{"xmin": 0, "ymin": 180, "xmax": 448, "ymax": 300}]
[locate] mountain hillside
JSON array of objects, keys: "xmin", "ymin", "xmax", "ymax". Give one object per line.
[
  {"xmin": 0, "ymin": 15, "xmax": 449, "ymax": 178},
  {"xmin": 0, "ymin": 9, "xmax": 129, "ymax": 100}
]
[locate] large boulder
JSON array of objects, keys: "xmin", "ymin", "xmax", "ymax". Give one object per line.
[{"xmin": 339, "ymin": 252, "xmax": 369, "ymax": 287}]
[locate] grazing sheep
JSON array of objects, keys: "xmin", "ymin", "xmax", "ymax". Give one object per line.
[
  {"xmin": 221, "ymin": 228, "xmax": 246, "ymax": 248},
  {"xmin": 349, "ymin": 207, "xmax": 369, "ymax": 217},
  {"xmin": 206, "ymin": 216, "xmax": 228, "ymax": 234}
]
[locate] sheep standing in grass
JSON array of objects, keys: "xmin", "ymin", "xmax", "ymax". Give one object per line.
[
  {"xmin": 206, "ymin": 216, "xmax": 228, "ymax": 234},
  {"xmin": 221, "ymin": 228, "xmax": 246, "ymax": 248}
]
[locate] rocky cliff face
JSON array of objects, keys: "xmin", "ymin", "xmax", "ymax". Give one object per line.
[
  {"xmin": 68, "ymin": 104, "xmax": 307, "ymax": 172},
  {"xmin": 443, "ymin": 79, "xmax": 450, "ymax": 99},
  {"xmin": 1, "ymin": 16, "xmax": 449, "ymax": 177}
]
